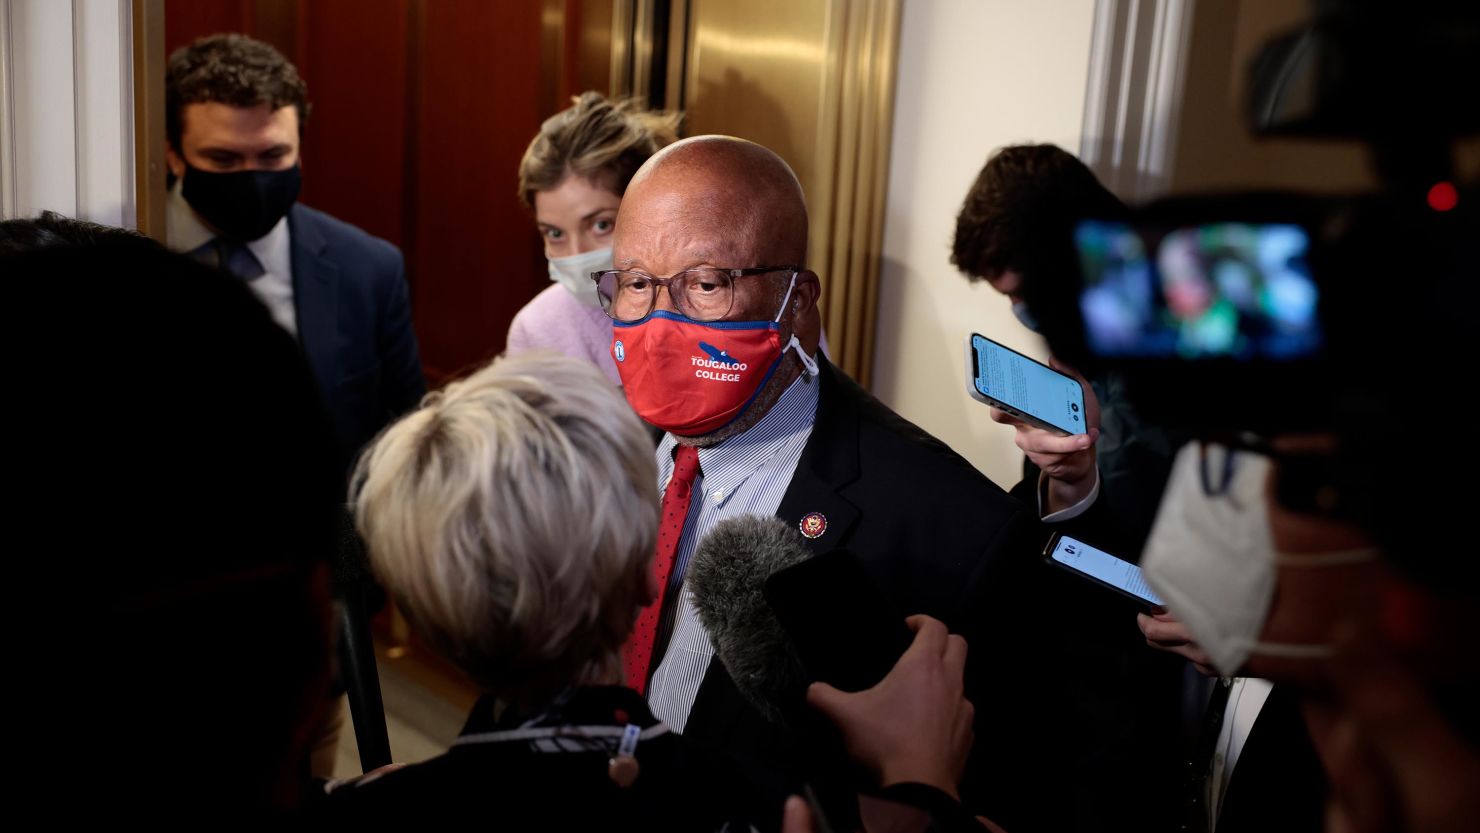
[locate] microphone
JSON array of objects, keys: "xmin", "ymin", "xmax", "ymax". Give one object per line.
[{"xmin": 687, "ymin": 514, "xmax": 812, "ymax": 723}]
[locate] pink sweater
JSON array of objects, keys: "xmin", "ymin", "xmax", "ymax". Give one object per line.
[{"xmin": 505, "ymin": 284, "xmax": 621, "ymax": 384}]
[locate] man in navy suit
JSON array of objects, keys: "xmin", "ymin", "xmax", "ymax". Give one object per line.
[
  {"xmin": 163, "ymin": 33, "xmax": 425, "ymax": 478},
  {"xmin": 163, "ymin": 33, "xmax": 424, "ymax": 778}
]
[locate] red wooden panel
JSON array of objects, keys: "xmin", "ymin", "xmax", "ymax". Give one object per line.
[
  {"xmin": 409, "ymin": 0, "xmax": 546, "ymax": 383},
  {"xmin": 294, "ymin": 0, "xmax": 410, "ymax": 249},
  {"xmin": 164, "ymin": 0, "xmax": 254, "ymax": 55},
  {"xmin": 164, "ymin": 0, "xmax": 546, "ymax": 386}
]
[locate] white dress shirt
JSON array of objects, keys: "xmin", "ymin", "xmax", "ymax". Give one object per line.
[{"xmin": 645, "ymin": 369, "xmax": 820, "ymax": 732}]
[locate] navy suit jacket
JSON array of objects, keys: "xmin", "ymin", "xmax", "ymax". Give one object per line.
[{"xmin": 287, "ymin": 203, "xmax": 425, "ymax": 478}]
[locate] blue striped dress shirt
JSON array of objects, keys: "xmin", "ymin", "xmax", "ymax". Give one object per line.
[{"xmin": 645, "ymin": 370, "xmax": 820, "ymax": 732}]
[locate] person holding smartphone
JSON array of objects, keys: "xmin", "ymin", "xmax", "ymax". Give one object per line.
[
  {"xmin": 954, "ymin": 145, "xmax": 1187, "ymax": 832},
  {"xmin": 953, "ymin": 144, "xmax": 1177, "ymax": 556}
]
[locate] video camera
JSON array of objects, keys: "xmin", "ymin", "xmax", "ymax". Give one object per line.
[{"xmin": 1027, "ymin": 2, "xmax": 1479, "ymax": 448}]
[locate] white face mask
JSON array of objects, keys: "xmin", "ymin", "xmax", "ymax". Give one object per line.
[
  {"xmin": 1142, "ymin": 442, "xmax": 1377, "ymax": 676},
  {"xmin": 547, "ymin": 246, "xmax": 612, "ymax": 308}
]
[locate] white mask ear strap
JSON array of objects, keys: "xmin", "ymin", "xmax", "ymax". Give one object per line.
[
  {"xmin": 787, "ymin": 334, "xmax": 819, "ymax": 377},
  {"xmin": 774, "ymin": 272, "xmax": 799, "ymax": 323},
  {"xmin": 773, "ymin": 271, "xmax": 817, "ymax": 376}
]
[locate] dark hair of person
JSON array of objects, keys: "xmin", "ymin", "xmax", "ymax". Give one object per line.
[
  {"xmin": 0, "ymin": 210, "xmax": 154, "ymax": 255},
  {"xmin": 165, "ymin": 32, "xmax": 311, "ymax": 151},
  {"xmin": 951, "ymin": 143, "xmax": 1127, "ymax": 282},
  {"xmin": 6, "ymin": 225, "xmax": 339, "ymax": 816}
]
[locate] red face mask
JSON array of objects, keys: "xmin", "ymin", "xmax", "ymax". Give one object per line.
[{"xmin": 613, "ymin": 291, "xmax": 817, "ymax": 436}]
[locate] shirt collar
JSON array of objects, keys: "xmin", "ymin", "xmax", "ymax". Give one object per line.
[
  {"xmin": 657, "ymin": 367, "xmax": 820, "ymax": 500},
  {"xmin": 165, "ymin": 178, "xmax": 214, "ymax": 254},
  {"xmin": 165, "ymin": 177, "xmax": 292, "ymax": 275}
]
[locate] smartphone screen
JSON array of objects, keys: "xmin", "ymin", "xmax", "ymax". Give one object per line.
[
  {"xmin": 1047, "ymin": 534, "xmax": 1163, "ymax": 605},
  {"xmin": 969, "ymin": 333, "xmax": 1087, "ymax": 435}
]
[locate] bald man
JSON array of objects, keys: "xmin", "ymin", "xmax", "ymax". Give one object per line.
[{"xmin": 599, "ymin": 136, "xmax": 1068, "ymax": 829}]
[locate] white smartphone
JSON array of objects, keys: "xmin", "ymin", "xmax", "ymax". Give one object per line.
[
  {"xmin": 965, "ymin": 333, "xmax": 1087, "ymax": 436},
  {"xmin": 1043, "ymin": 532, "xmax": 1163, "ymax": 607}
]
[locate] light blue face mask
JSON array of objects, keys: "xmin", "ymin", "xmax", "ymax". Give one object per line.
[
  {"xmin": 1011, "ymin": 301, "xmax": 1040, "ymax": 333},
  {"xmin": 548, "ymin": 246, "xmax": 612, "ymax": 307}
]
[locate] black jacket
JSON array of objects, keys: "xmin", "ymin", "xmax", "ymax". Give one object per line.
[
  {"xmin": 323, "ymin": 686, "xmax": 766, "ymax": 829},
  {"xmin": 287, "ymin": 203, "xmax": 425, "ymax": 478}
]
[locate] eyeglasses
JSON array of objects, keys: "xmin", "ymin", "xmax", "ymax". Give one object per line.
[{"xmin": 592, "ymin": 266, "xmax": 803, "ymax": 323}]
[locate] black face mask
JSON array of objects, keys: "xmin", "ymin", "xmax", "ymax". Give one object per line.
[{"xmin": 182, "ymin": 164, "xmax": 302, "ymax": 242}]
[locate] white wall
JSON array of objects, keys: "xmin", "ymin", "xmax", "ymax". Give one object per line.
[
  {"xmin": 873, "ymin": 0, "xmax": 1098, "ymax": 487},
  {"xmin": 0, "ymin": 0, "xmax": 134, "ymax": 226}
]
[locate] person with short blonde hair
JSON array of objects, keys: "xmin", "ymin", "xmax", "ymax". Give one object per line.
[
  {"xmin": 332, "ymin": 352, "xmax": 762, "ymax": 828},
  {"xmin": 352, "ymin": 352, "xmax": 656, "ymax": 705}
]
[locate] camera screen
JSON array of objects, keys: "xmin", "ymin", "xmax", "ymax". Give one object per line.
[{"xmin": 1075, "ymin": 220, "xmax": 1323, "ymax": 361}]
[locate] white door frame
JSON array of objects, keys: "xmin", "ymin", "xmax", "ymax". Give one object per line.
[
  {"xmin": 0, "ymin": 0, "xmax": 136, "ymax": 227},
  {"xmin": 1079, "ymin": 0, "xmax": 1195, "ymax": 203}
]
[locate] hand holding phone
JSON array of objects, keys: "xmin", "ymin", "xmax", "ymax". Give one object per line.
[
  {"xmin": 994, "ymin": 356, "xmax": 1100, "ymax": 489},
  {"xmin": 1136, "ymin": 610, "xmax": 1217, "ymax": 676},
  {"xmin": 967, "ymin": 335, "xmax": 1099, "ymax": 506},
  {"xmin": 966, "ymin": 333, "xmax": 1089, "ymax": 437}
]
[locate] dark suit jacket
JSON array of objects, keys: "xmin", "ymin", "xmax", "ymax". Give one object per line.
[
  {"xmin": 682, "ymin": 358, "xmax": 1071, "ymax": 832},
  {"xmin": 320, "ymin": 686, "xmax": 766, "ymax": 830},
  {"xmin": 288, "ymin": 204, "xmax": 425, "ymax": 478},
  {"xmin": 1008, "ymin": 369, "xmax": 1187, "ymax": 832},
  {"xmin": 1214, "ymin": 686, "xmax": 1326, "ymax": 833}
]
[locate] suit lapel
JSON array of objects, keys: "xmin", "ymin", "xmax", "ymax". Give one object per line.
[
  {"xmin": 774, "ymin": 359, "xmax": 862, "ymax": 555},
  {"xmin": 289, "ymin": 205, "xmax": 341, "ymax": 391}
]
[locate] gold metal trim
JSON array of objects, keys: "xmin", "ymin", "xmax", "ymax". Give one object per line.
[
  {"xmin": 131, "ymin": 0, "xmax": 164, "ymax": 239},
  {"xmin": 811, "ymin": 0, "xmax": 900, "ymax": 384}
]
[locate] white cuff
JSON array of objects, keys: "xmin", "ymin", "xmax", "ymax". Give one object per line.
[{"xmin": 1039, "ymin": 466, "xmax": 1100, "ymax": 522}]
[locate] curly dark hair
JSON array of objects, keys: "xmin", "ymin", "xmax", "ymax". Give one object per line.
[
  {"xmin": 166, "ymin": 33, "xmax": 310, "ymax": 151},
  {"xmin": 951, "ymin": 144, "xmax": 1126, "ymax": 283}
]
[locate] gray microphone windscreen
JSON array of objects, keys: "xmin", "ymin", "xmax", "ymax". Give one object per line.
[{"xmin": 687, "ymin": 514, "xmax": 812, "ymax": 724}]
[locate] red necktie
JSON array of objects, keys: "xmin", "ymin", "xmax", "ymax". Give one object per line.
[{"xmin": 623, "ymin": 444, "xmax": 702, "ymax": 694}]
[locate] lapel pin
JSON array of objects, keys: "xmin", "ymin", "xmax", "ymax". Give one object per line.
[{"xmin": 799, "ymin": 512, "xmax": 828, "ymax": 539}]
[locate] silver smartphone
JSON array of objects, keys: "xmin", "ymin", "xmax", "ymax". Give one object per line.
[{"xmin": 965, "ymin": 332, "xmax": 1088, "ymax": 436}]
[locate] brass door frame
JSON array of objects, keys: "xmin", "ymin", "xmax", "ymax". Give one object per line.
[
  {"xmin": 651, "ymin": 0, "xmax": 902, "ymax": 385},
  {"xmin": 132, "ymin": 0, "xmax": 165, "ymax": 239}
]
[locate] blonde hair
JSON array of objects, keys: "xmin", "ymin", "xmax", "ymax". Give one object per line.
[
  {"xmin": 517, "ymin": 91, "xmax": 682, "ymax": 208},
  {"xmin": 352, "ymin": 353, "xmax": 657, "ymax": 702}
]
